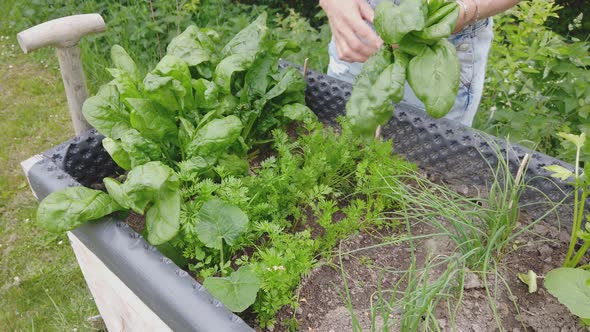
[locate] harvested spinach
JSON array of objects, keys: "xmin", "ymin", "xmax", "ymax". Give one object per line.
[{"xmin": 347, "ymin": 0, "xmax": 460, "ymax": 135}]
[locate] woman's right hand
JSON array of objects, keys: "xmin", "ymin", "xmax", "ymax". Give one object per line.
[{"xmin": 320, "ymin": 0, "xmax": 383, "ymax": 63}]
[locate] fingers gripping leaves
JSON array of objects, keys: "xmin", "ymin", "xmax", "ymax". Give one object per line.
[{"xmin": 347, "ymin": 0, "xmax": 461, "ymax": 136}]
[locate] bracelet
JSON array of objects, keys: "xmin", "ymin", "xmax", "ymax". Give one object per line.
[
  {"xmin": 456, "ymin": 0, "xmax": 470, "ymax": 26},
  {"xmin": 472, "ymin": 0, "xmax": 481, "ymax": 22}
]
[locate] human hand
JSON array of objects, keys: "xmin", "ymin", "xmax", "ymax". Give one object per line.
[{"xmin": 320, "ymin": 0, "xmax": 383, "ymax": 63}]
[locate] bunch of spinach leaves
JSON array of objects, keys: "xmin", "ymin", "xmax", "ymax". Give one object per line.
[{"xmin": 347, "ymin": 0, "xmax": 461, "ymax": 135}]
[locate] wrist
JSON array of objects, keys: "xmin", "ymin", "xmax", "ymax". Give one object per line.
[{"xmin": 454, "ymin": 0, "xmax": 478, "ymax": 33}]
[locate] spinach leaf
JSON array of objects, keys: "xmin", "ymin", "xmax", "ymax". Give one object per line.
[
  {"xmin": 187, "ymin": 115, "xmax": 243, "ymax": 158},
  {"xmin": 82, "ymin": 85, "xmax": 131, "ymax": 140},
  {"xmin": 214, "ymin": 53, "xmax": 257, "ymax": 95},
  {"xmin": 128, "ymin": 98, "xmax": 178, "ymax": 145},
  {"xmin": 347, "ymin": 1, "xmax": 461, "ymax": 133},
  {"xmin": 104, "ymin": 162, "xmax": 180, "ymax": 245},
  {"xmin": 196, "ymin": 199, "xmax": 249, "ymax": 249},
  {"xmin": 102, "ymin": 137, "xmax": 132, "ymax": 171},
  {"xmin": 374, "ymin": 0, "xmax": 428, "ymax": 45},
  {"xmin": 151, "ymin": 55, "xmax": 194, "ymax": 110},
  {"xmin": 427, "ymin": 0, "xmax": 446, "ymax": 15},
  {"xmin": 389, "ymin": 50, "xmax": 410, "ymax": 102},
  {"xmin": 426, "ymin": 2, "xmax": 458, "ymax": 26},
  {"xmin": 37, "ymin": 187, "xmax": 122, "ymax": 233},
  {"xmin": 280, "ymin": 103, "xmax": 317, "ymax": 122},
  {"xmin": 145, "ymin": 186, "xmax": 181, "ymax": 245},
  {"xmin": 217, "ymin": 153, "xmax": 249, "ymax": 177},
  {"xmin": 545, "ymin": 268, "xmax": 590, "ymax": 319},
  {"xmin": 215, "ymin": 95, "xmax": 239, "ymax": 115},
  {"xmin": 414, "ymin": 3, "xmax": 459, "ymax": 42},
  {"xmin": 143, "ymin": 73, "xmax": 186, "ymax": 113},
  {"xmin": 347, "ymin": 48, "xmax": 408, "ymax": 135},
  {"xmin": 407, "ymin": 39, "xmax": 460, "ymax": 118},
  {"xmin": 177, "ymin": 156, "xmax": 214, "ymax": 177},
  {"xmin": 192, "ymin": 78, "xmax": 220, "ymax": 109},
  {"xmin": 221, "ymin": 12, "xmax": 268, "ymax": 57},
  {"xmin": 242, "ymin": 40, "xmax": 300, "ymax": 103},
  {"xmin": 203, "ymin": 265, "xmax": 261, "ymax": 312},
  {"xmin": 118, "ymin": 129, "xmax": 163, "ymax": 168},
  {"xmin": 399, "ymin": 33, "xmax": 431, "ymax": 55},
  {"xmin": 264, "ymin": 67, "xmax": 306, "ymax": 103},
  {"xmin": 111, "ymin": 44, "xmax": 140, "ymax": 80},
  {"xmin": 243, "ymin": 53, "xmax": 276, "ymax": 102},
  {"xmin": 166, "ymin": 25, "xmax": 213, "ymax": 67},
  {"xmin": 107, "ymin": 68, "xmax": 141, "ymax": 101}
]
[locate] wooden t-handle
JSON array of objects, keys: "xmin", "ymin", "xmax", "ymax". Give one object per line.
[
  {"xmin": 17, "ymin": 14, "xmax": 106, "ymax": 136},
  {"xmin": 17, "ymin": 14, "xmax": 106, "ymax": 53}
]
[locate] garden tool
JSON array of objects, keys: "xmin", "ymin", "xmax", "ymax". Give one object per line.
[{"xmin": 16, "ymin": 14, "xmax": 106, "ymax": 135}]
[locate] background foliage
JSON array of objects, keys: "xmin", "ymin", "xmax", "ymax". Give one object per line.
[
  {"xmin": 3, "ymin": 0, "xmax": 330, "ymax": 93},
  {"xmin": 474, "ymin": 0, "xmax": 590, "ymax": 163}
]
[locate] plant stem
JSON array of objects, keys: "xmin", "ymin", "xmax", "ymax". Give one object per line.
[
  {"xmin": 149, "ymin": 0, "xmax": 163, "ymax": 59},
  {"xmin": 564, "ymin": 144, "xmax": 583, "ymax": 266},
  {"xmin": 219, "ymin": 238, "xmax": 225, "ymax": 276},
  {"xmin": 570, "ymin": 241, "xmax": 590, "ymax": 268}
]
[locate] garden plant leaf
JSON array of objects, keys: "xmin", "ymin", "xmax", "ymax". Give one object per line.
[
  {"xmin": 166, "ymin": 25, "xmax": 213, "ymax": 67},
  {"xmin": 203, "ymin": 265, "xmax": 261, "ymax": 312},
  {"xmin": 221, "ymin": 12, "xmax": 268, "ymax": 57},
  {"xmin": 374, "ymin": 0, "xmax": 427, "ymax": 45},
  {"xmin": 196, "ymin": 199, "xmax": 249, "ymax": 249},
  {"xmin": 545, "ymin": 267, "xmax": 590, "ymax": 319},
  {"xmin": 407, "ymin": 39, "xmax": 460, "ymax": 118},
  {"xmin": 347, "ymin": 0, "xmax": 460, "ymax": 135},
  {"xmin": 37, "ymin": 187, "xmax": 122, "ymax": 233}
]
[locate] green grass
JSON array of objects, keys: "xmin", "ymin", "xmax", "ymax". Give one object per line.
[{"xmin": 0, "ymin": 30, "xmax": 99, "ymax": 331}]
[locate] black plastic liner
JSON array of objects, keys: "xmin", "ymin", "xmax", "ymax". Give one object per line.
[{"xmin": 26, "ymin": 68, "xmax": 585, "ymax": 331}]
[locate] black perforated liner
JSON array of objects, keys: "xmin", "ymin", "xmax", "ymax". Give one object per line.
[{"xmin": 26, "ymin": 66, "xmax": 585, "ymax": 331}]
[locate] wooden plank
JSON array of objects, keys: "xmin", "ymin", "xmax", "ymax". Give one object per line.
[
  {"xmin": 20, "ymin": 154, "xmax": 44, "ymax": 200},
  {"xmin": 68, "ymin": 232, "xmax": 173, "ymax": 331}
]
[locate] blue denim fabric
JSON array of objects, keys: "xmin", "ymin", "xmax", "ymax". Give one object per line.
[{"xmin": 327, "ymin": 15, "xmax": 494, "ymax": 127}]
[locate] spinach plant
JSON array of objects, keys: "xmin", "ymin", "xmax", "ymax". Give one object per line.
[
  {"xmin": 36, "ymin": 12, "xmax": 308, "ymax": 241},
  {"xmin": 347, "ymin": 0, "xmax": 460, "ymax": 135}
]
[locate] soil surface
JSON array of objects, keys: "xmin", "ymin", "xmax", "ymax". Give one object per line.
[{"xmin": 271, "ymin": 214, "xmax": 586, "ymax": 332}]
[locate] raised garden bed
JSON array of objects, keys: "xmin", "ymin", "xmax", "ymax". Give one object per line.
[
  {"xmin": 22, "ymin": 11, "xmax": 589, "ymax": 332},
  {"xmin": 23, "ymin": 68, "xmax": 589, "ymax": 331}
]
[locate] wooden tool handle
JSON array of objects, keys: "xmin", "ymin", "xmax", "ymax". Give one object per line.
[{"xmin": 17, "ymin": 14, "xmax": 106, "ymax": 54}]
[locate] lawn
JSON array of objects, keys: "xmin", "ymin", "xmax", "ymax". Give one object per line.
[{"xmin": 0, "ymin": 31, "xmax": 100, "ymax": 331}]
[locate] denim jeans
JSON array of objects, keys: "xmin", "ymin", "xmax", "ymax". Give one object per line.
[{"xmin": 327, "ymin": 16, "xmax": 494, "ymax": 127}]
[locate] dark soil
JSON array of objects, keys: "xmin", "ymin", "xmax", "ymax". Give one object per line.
[{"xmin": 272, "ymin": 215, "xmax": 586, "ymax": 332}]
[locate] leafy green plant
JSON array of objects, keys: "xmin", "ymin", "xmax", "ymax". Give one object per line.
[
  {"xmin": 347, "ymin": 0, "xmax": 461, "ymax": 135},
  {"xmin": 544, "ymin": 132, "xmax": 589, "ymax": 268},
  {"xmin": 37, "ymin": 12, "xmax": 309, "ymax": 232},
  {"xmin": 203, "ymin": 265, "xmax": 261, "ymax": 312},
  {"xmin": 544, "ymin": 268, "xmax": 590, "ymax": 323},
  {"xmin": 36, "ymin": 187, "xmax": 122, "ymax": 233},
  {"xmin": 476, "ymin": 0, "xmax": 590, "ymax": 163}
]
